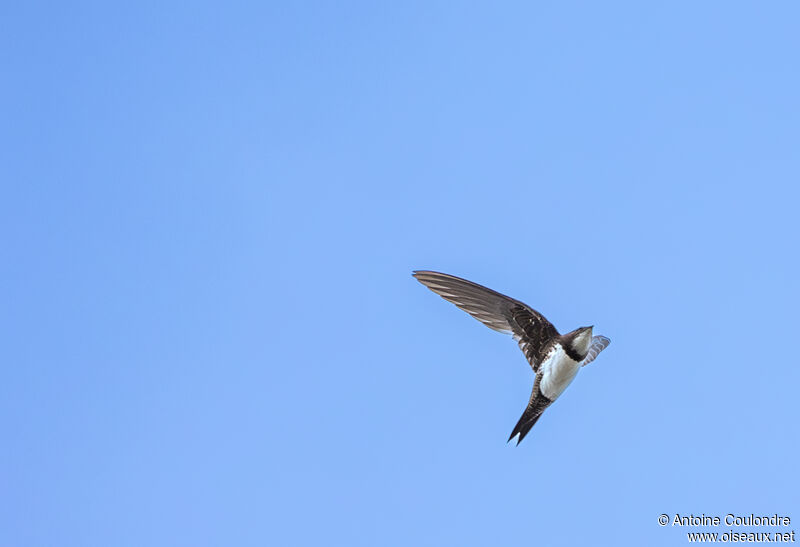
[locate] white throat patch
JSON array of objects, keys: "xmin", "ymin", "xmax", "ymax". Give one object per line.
[{"xmin": 572, "ymin": 330, "xmax": 592, "ymax": 356}]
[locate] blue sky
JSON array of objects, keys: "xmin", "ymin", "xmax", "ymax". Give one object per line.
[{"xmin": 2, "ymin": 2, "xmax": 799, "ymax": 545}]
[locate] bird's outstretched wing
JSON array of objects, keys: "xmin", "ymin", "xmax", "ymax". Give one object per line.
[
  {"xmin": 413, "ymin": 270, "xmax": 559, "ymax": 370},
  {"xmin": 581, "ymin": 336, "xmax": 610, "ymax": 367},
  {"xmin": 507, "ymin": 376, "xmax": 551, "ymax": 445}
]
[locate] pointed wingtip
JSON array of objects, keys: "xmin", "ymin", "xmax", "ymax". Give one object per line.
[
  {"xmin": 508, "ymin": 429, "xmax": 524, "ymax": 446},
  {"xmin": 507, "ymin": 433, "xmax": 524, "ymax": 446},
  {"xmin": 508, "ymin": 411, "xmax": 542, "ymax": 446}
]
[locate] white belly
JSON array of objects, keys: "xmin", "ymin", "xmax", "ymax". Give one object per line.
[{"xmin": 539, "ymin": 346, "xmax": 581, "ymax": 401}]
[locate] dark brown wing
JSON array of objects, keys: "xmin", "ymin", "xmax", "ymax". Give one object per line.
[
  {"xmin": 413, "ymin": 270, "xmax": 559, "ymax": 370},
  {"xmin": 507, "ymin": 374, "xmax": 552, "ymax": 445},
  {"xmin": 510, "ymin": 308, "xmax": 559, "ymax": 372}
]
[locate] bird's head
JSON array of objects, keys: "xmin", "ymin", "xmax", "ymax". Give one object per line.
[{"xmin": 567, "ymin": 326, "xmax": 593, "ymax": 360}]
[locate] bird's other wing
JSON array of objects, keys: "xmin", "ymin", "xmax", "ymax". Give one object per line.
[
  {"xmin": 507, "ymin": 376, "xmax": 552, "ymax": 445},
  {"xmin": 508, "ymin": 408, "xmax": 543, "ymax": 446},
  {"xmin": 413, "ymin": 270, "xmax": 559, "ymax": 371},
  {"xmin": 581, "ymin": 335, "xmax": 611, "ymax": 367}
]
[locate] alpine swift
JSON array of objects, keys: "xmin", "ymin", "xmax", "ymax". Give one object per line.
[{"xmin": 413, "ymin": 270, "xmax": 610, "ymax": 445}]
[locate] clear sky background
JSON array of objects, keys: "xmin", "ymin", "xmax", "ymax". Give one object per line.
[{"xmin": 3, "ymin": 2, "xmax": 799, "ymax": 546}]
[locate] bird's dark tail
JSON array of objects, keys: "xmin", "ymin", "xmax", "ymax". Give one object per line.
[{"xmin": 508, "ymin": 410, "xmax": 543, "ymax": 446}]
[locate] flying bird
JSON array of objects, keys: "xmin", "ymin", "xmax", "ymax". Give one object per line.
[{"xmin": 413, "ymin": 270, "xmax": 610, "ymax": 445}]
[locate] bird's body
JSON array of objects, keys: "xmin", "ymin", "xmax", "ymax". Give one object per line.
[
  {"xmin": 539, "ymin": 342, "xmax": 582, "ymax": 401},
  {"xmin": 413, "ymin": 270, "xmax": 610, "ymax": 445}
]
